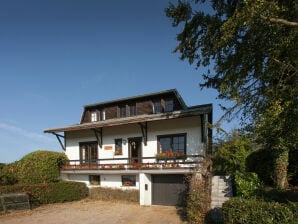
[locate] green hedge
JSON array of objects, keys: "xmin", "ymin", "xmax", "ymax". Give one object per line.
[
  {"xmin": 16, "ymin": 150, "xmax": 68, "ymax": 184},
  {"xmin": 89, "ymin": 187, "xmax": 139, "ymax": 203},
  {"xmin": 222, "ymin": 198, "xmax": 295, "ymax": 224},
  {"xmin": 0, "ymin": 181, "xmax": 88, "ymax": 205}
]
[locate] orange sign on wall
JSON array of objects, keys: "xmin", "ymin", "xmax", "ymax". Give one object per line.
[{"xmin": 104, "ymin": 145, "xmax": 113, "ymax": 150}]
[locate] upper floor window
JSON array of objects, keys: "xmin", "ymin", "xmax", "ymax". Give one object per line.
[
  {"xmin": 129, "ymin": 103, "xmax": 136, "ymax": 116},
  {"xmin": 91, "ymin": 111, "xmax": 97, "ymax": 122},
  {"xmin": 158, "ymin": 134, "xmax": 186, "ymax": 154},
  {"xmin": 100, "ymin": 110, "xmax": 106, "ymax": 121},
  {"xmin": 119, "ymin": 105, "xmax": 126, "ymax": 117},
  {"xmin": 153, "ymin": 101, "xmax": 162, "ymax": 113},
  {"xmin": 164, "ymin": 99, "xmax": 174, "ymax": 112}
]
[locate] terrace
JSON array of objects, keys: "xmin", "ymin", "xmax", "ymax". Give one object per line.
[{"xmin": 61, "ymin": 155, "xmax": 204, "ymax": 171}]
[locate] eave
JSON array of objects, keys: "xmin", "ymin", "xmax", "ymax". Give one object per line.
[{"xmin": 44, "ymin": 104, "xmax": 212, "ymax": 133}]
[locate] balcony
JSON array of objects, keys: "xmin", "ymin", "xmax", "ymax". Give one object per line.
[{"xmin": 61, "ymin": 155, "xmax": 204, "ymax": 171}]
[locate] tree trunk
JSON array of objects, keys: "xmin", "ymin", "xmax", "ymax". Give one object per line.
[{"xmin": 274, "ymin": 148, "xmax": 289, "ymax": 189}]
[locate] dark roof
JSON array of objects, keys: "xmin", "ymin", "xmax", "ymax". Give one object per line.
[
  {"xmin": 83, "ymin": 89, "xmax": 187, "ymax": 109},
  {"xmin": 44, "ymin": 104, "xmax": 212, "ymax": 133}
]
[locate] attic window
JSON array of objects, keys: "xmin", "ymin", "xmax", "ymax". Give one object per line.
[
  {"xmin": 153, "ymin": 101, "xmax": 162, "ymax": 113},
  {"xmin": 164, "ymin": 99, "xmax": 174, "ymax": 112},
  {"xmin": 91, "ymin": 111, "xmax": 97, "ymax": 122},
  {"xmin": 119, "ymin": 105, "xmax": 126, "ymax": 117}
]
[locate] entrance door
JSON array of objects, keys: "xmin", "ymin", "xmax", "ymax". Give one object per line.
[{"xmin": 128, "ymin": 137, "xmax": 142, "ymax": 164}]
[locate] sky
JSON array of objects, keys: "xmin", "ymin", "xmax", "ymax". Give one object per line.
[{"xmin": 0, "ymin": 0, "xmax": 237, "ymax": 163}]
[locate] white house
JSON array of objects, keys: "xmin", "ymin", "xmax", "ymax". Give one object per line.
[{"xmin": 44, "ymin": 89, "xmax": 212, "ymax": 206}]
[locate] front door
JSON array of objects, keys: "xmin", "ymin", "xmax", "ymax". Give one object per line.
[{"xmin": 128, "ymin": 137, "xmax": 142, "ymax": 164}]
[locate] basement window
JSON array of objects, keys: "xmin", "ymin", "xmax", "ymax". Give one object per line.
[
  {"xmin": 89, "ymin": 175, "xmax": 100, "ymax": 185},
  {"xmin": 122, "ymin": 175, "xmax": 136, "ymax": 186}
]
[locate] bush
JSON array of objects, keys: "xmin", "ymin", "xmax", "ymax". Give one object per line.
[
  {"xmin": 0, "ymin": 181, "xmax": 88, "ymax": 205},
  {"xmin": 0, "ymin": 164, "xmax": 18, "ymax": 186},
  {"xmin": 89, "ymin": 187, "xmax": 139, "ymax": 203},
  {"xmin": 212, "ymin": 132, "xmax": 253, "ymax": 176},
  {"xmin": 16, "ymin": 150, "xmax": 67, "ymax": 184},
  {"xmin": 222, "ymin": 198, "xmax": 294, "ymax": 224},
  {"xmin": 234, "ymin": 171, "xmax": 263, "ymax": 198}
]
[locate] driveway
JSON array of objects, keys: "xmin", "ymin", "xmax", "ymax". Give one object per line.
[{"xmin": 0, "ymin": 200, "xmax": 186, "ymax": 224}]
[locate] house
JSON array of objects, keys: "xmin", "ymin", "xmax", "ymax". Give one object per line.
[{"xmin": 44, "ymin": 89, "xmax": 212, "ymax": 206}]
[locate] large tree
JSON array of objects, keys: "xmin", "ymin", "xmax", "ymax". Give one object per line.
[{"xmin": 166, "ymin": 0, "xmax": 297, "ymax": 189}]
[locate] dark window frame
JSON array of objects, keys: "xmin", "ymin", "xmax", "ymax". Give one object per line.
[
  {"xmin": 129, "ymin": 103, "xmax": 136, "ymax": 116},
  {"xmin": 153, "ymin": 100, "xmax": 162, "ymax": 113},
  {"xmin": 79, "ymin": 141, "xmax": 98, "ymax": 164},
  {"xmin": 89, "ymin": 175, "xmax": 100, "ymax": 185},
  {"xmin": 164, "ymin": 99, "xmax": 174, "ymax": 112},
  {"xmin": 115, "ymin": 138, "xmax": 123, "ymax": 155},
  {"xmin": 122, "ymin": 175, "xmax": 136, "ymax": 186},
  {"xmin": 157, "ymin": 133, "xmax": 186, "ymax": 154},
  {"xmin": 119, "ymin": 105, "xmax": 126, "ymax": 118}
]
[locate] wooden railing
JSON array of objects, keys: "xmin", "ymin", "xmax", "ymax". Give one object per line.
[{"xmin": 61, "ymin": 155, "xmax": 204, "ymax": 170}]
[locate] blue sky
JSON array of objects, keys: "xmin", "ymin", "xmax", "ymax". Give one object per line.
[{"xmin": 0, "ymin": 0, "xmax": 236, "ymax": 163}]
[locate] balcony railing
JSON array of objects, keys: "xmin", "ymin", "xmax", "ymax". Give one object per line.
[{"xmin": 61, "ymin": 155, "xmax": 204, "ymax": 171}]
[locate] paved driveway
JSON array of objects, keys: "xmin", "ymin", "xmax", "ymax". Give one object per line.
[{"xmin": 0, "ymin": 200, "xmax": 186, "ymax": 224}]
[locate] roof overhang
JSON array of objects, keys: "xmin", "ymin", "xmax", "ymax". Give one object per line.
[{"xmin": 44, "ymin": 104, "xmax": 212, "ymax": 133}]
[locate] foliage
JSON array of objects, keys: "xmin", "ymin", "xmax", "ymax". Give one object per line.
[
  {"xmin": 89, "ymin": 187, "xmax": 139, "ymax": 203},
  {"xmin": 0, "ymin": 181, "xmax": 88, "ymax": 206},
  {"xmin": 212, "ymin": 131, "xmax": 253, "ymax": 176},
  {"xmin": 16, "ymin": 150, "xmax": 68, "ymax": 184},
  {"xmin": 234, "ymin": 171, "xmax": 263, "ymax": 198},
  {"xmin": 246, "ymin": 148, "xmax": 275, "ymax": 185},
  {"xmin": 0, "ymin": 164, "xmax": 18, "ymax": 186},
  {"xmin": 186, "ymin": 158, "xmax": 212, "ymax": 224},
  {"xmin": 222, "ymin": 198, "xmax": 295, "ymax": 224},
  {"xmin": 166, "ymin": 0, "xmax": 298, "ymax": 189}
]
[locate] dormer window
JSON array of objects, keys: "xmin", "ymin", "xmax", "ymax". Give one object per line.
[
  {"xmin": 153, "ymin": 101, "xmax": 162, "ymax": 113},
  {"xmin": 129, "ymin": 103, "xmax": 136, "ymax": 116},
  {"xmin": 100, "ymin": 110, "xmax": 106, "ymax": 121},
  {"xmin": 165, "ymin": 99, "xmax": 174, "ymax": 112},
  {"xmin": 91, "ymin": 111, "xmax": 97, "ymax": 122},
  {"xmin": 119, "ymin": 105, "xmax": 126, "ymax": 118}
]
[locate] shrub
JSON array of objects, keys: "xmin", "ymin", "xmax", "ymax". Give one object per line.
[
  {"xmin": 222, "ymin": 198, "xmax": 294, "ymax": 224},
  {"xmin": 212, "ymin": 132, "xmax": 253, "ymax": 176},
  {"xmin": 16, "ymin": 150, "xmax": 67, "ymax": 184},
  {"xmin": 0, "ymin": 164, "xmax": 18, "ymax": 186},
  {"xmin": 0, "ymin": 181, "xmax": 88, "ymax": 205},
  {"xmin": 89, "ymin": 187, "xmax": 139, "ymax": 203},
  {"xmin": 234, "ymin": 171, "xmax": 263, "ymax": 198}
]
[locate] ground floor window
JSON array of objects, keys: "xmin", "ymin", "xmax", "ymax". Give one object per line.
[
  {"xmin": 157, "ymin": 133, "xmax": 186, "ymax": 155},
  {"xmin": 122, "ymin": 175, "xmax": 136, "ymax": 186},
  {"xmin": 89, "ymin": 175, "xmax": 100, "ymax": 185}
]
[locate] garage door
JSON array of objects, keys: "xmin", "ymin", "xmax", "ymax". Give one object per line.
[{"xmin": 152, "ymin": 174, "xmax": 188, "ymax": 206}]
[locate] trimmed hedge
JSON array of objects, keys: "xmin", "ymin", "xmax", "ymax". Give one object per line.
[
  {"xmin": 16, "ymin": 150, "xmax": 68, "ymax": 184},
  {"xmin": 0, "ymin": 181, "xmax": 88, "ymax": 205},
  {"xmin": 89, "ymin": 187, "xmax": 139, "ymax": 203},
  {"xmin": 222, "ymin": 198, "xmax": 295, "ymax": 224}
]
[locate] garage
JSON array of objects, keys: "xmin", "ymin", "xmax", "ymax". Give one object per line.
[{"xmin": 152, "ymin": 174, "xmax": 188, "ymax": 206}]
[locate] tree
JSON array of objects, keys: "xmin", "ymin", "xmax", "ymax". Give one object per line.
[{"xmin": 166, "ymin": 0, "xmax": 297, "ymax": 189}]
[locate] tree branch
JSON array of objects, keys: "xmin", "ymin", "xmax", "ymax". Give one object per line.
[{"xmin": 261, "ymin": 15, "xmax": 298, "ymax": 26}]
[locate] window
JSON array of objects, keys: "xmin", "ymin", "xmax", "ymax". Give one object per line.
[
  {"xmin": 158, "ymin": 134, "xmax": 186, "ymax": 154},
  {"xmin": 129, "ymin": 103, "xmax": 136, "ymax": 116},
  {"xmin": 115, "ymin": 138, "xmax": 123, "ymax": 155},
  {"xmin": 100, "ymin": 110, "xmax": 105, "ymax": 121},
  {"xmin": 164, "ymin": 99, "xmax": 174, "ymax": 112},
  {"xmin": 80, "ymin": 142, "xmax": 98, "ymax": 163},
  {"xmin": 122, "ymin": 175, "xmax": 136, "ymax": 186},
  {"xmin": 91, "ymin": 111, "xmax": 97, "ymax": 122},
  {"xmin": 153, "ymin": 101, "xmax": 162, "ymax": 113},
  {"xmin": 89, "ymin": 175, "xmax": 100, "ymax": 185},
  {"xmin": 119, "ymin": 105, "xmax": 126, "ymax": 117}
]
